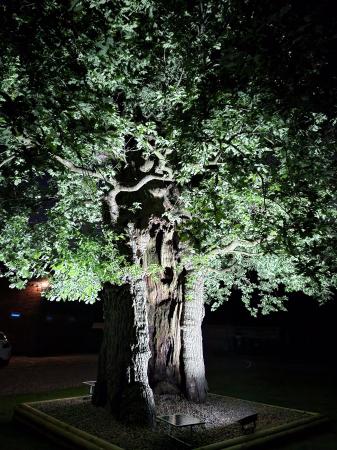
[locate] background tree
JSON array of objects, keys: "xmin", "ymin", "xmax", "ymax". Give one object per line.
[{"xmin": 1, "ymin": 0, "xmax": 337, "ymax": 427}]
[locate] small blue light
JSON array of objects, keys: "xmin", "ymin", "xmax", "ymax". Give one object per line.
[{"xmin": 10, "ymin": 312, "xmax": 22, "ymax": 318}]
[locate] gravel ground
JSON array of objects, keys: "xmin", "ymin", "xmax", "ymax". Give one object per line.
[{"xmin": 34, "ymin": 394, "xmax": 311, "ymax": 450}]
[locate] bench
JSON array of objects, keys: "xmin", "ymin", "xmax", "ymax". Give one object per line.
[
  {"xmin": 238, "ymin": 412, "xmax": 258, "ymax": 433},
  {"xmin": 82, "ymin": 380, "xmax": 96, "ymax": 398},
  {"xmin": 157, "ymin": 414, "xmax": 206, "ymax": 447}
]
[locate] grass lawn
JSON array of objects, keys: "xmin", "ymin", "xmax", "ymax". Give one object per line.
[
  {"xmin": 0, "ymin": 356, "xmax": 335, "ymax": 449},
  {"xmin": 0, "ymin": 386, "xmax": 87, "ymax": 450},
  {"xmin": 206, "ymin": 354, "xmax": 337, "ymax": 450}
]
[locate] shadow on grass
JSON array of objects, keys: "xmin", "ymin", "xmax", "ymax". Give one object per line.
[
  {"xmin": 0, "ymin": 386, "xmax": 86, "ymax": 450},
  {"xmin": 206, "ymin": 354, "xmax": 337, "ymax": 450}
]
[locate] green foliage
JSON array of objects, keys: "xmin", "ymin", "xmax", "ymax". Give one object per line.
[
  {"xmin": 1, "ymin": 0, "xmax": 337, "ymax": 312},
  {"xmin": 47, "ymin": 230, "xmax": 126, "ymax": 303},
  {"xmin": 204, "ymin": 252, "xmax": 337, "ymax": 316},
  {"xmin": 0, "ymin": 209, "xmax": 126, "ymax": 302}
]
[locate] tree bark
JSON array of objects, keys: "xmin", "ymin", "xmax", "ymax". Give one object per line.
[
  {"xmin": 145, "ymin": 219, "xmax": 184, "ymax": 395},
  {"xmin": 92, "ymin": 223, "xmax": 156, "ymax": 427},
  {"xmin": 93, "ymin": 217, "xmax": 207, "ymax": 426},
  {"xmin": 182, "ymin": 271, "xmax": 208, "ymax": 402}
]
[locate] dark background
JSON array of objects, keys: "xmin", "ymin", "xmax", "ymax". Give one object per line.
[
  {"xmin": 1, "ymin": 277, "xmax": 336, "ymax": 365},
  {"xmin": 0, "ymin": 278, "xmax": 102, "ymax": 355}
]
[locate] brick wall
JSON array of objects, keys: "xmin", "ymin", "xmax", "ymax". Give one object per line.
[
  {"xmin": 0, "ymin": 279, "xmax": 102, "ymax": 355},
  {"xmin": 0, "ymin": 279, "xmax": 44, "ymax": 353}
]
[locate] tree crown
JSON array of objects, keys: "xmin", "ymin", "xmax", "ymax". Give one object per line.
[{"xmin": 1, "ymin": 0, "xmax": 337, "ymax": 313}]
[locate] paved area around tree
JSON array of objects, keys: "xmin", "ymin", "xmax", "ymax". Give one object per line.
[{"xmin": 0, "ymin": 354, "xmax": 98, "ymax": 395}]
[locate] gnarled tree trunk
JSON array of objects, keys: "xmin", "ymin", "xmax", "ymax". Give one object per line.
[
  {"xmin": 93, "ymin": 217, "xmax": 207, "ymax": 426},
  {"xmin": 145, "ymin": 219, "xmax": 184, "ymax": 395},
  {"xmin": 93, "ymin": 224, "xmax": 155, "ymax": 427},
  {"xmin": 93, "ymin": 280, "xmax": 155, "ymax": 427}
]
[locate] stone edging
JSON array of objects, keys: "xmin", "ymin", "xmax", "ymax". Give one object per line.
[
  {"xmin": 14, "ymin": 400, "xmax": 124, "ymax": 450},
  {"xmin": 195, "ymin": 414, "xmax": 328, "ymax": 450},
  {"xmin": 13, "ymin": 395, "xmax": 329, "ymax": 450},
  {"xmin": 195, "ymin": 393, "xmax": 329, "ymax": 450}
]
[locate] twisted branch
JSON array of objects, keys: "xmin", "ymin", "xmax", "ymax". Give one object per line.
[
  {"xmin": 53, "ymin": 155, "xmax": 113, "ymax": 183},
  {"xmin": 106, "ymin": 174, "xmax": 173, "ymax": 223}
]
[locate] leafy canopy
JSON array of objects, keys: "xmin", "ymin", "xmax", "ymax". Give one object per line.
[{"xmin": 1, "ymin": 0, "xmax": 337, "ymax": 312}]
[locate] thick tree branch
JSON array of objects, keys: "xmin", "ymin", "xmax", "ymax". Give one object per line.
[
  {"xmin": 140, "ymin": 158, "xmax": 155, "ymax": 173},
  {"xmin": 215, "ymin": 239, "xmax": 260, "ymax": 254},
  {"xmin": 0, "ymin": 155, "xmax": 15, "ymax": 169},
  {"xmin": 153, "ymin": 149, "xmax": 174, "ymax": 179},
  {"xmin": 208, "ymin": 236, "xmax": 273, "ymax": 259},
  {"xmin": 227, "ymin": 250, "xmax": 261, "ymax": 257},
  {"xmin": 106, "ymin": 174, "xmax": 173, "ymax": 223},
  {"xmin": 53, "ymin": 155, "xmax": 113, "ymax": 184},
  {"xmin": 120, "ymin": 175, "xmax": 173, "ymax": 194}
]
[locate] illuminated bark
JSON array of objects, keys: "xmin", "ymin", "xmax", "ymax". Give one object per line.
[
  {"xmin": 93, "ymin": 281, "xmax": 155, "ymax": 427},
  {"xmin": 93, "ymin": 218, "xmax": 208, "ymax": 425},
  {"xmin": 182, "ymin": 271, "xmax": 208, "ymax": 402}
]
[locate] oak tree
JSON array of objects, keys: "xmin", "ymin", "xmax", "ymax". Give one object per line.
[{"xmin": 1, "ymin": 0, "xmax": 337, "ymax": 426}]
